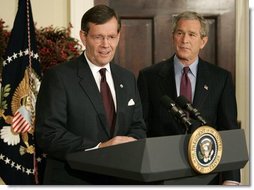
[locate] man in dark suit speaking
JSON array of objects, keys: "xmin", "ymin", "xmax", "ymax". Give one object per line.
[
  {"xmin": 137, "ymin": 11, "xmax": 240, "ymax": 185},
  {"xmin": 35, "ymin": 5, "xmax": 146, "ymax": 184}
]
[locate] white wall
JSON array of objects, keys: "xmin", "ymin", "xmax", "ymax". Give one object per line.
[
  {"xmin": 1, "ymin": 0, "xmax": 68, "ymax": 29},
  {"xmin": 0, "ymin": 0, "xmax": 17, "ymax": 29},
  {"xmin": 0, "ymin": 0, "xmax": 93, "ymax": 43},
  {"xmin": 70, "ymin": 0, "xmax": 93, "ymax": 46},
  {"xmin": 236, "ymin": 0, "xmax": 250, "ymax": 185}
]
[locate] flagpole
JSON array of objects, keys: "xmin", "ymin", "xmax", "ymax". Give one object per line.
[{"xmin": 25, "ymin": 0, "xmax": 39, "ymax": 184}]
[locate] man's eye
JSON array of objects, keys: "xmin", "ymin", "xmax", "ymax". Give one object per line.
[
  {"xmin": 189, "ymin": 33, "xmax": 197, "ymax": 37},
  {"xmin": 95, "ymin": 36, "xmax": 102, "ymax": 40}
]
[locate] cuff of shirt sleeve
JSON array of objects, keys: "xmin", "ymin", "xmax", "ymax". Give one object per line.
[{"xmin": 85, "ymin": 142, "xmax": 101, "ymax": 151}]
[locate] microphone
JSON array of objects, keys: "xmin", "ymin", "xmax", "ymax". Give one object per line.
[
  {"xmin": 160, "ymin": 95, "xmax": 192, "ymax": 131},
  {"xmin": 175, "ymin": 95, "xmax": 207, "ymax": 125}
]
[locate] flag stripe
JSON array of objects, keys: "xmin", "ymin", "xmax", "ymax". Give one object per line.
[{"xmin": 12, "ymin": 112, "xmax": 31, "ymax": 133}]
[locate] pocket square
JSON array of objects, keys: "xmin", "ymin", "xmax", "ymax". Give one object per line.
[{"xmin": 128, "ymin": 99, "xmax": 135, "ymax": 106}]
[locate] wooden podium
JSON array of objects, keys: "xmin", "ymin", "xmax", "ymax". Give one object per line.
[{"xmin": 66, "ymin": 129, "xmax": 248, "ymax": 184}]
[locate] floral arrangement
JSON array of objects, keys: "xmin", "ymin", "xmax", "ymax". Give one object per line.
[
  {"xmin": 0, "ymin": 19, "xmax": 10, "ymax": 74},
  {"xmin": 36, "ymin": 24, "xmax": 83, "ymax": 72},
  {"xmin": 0, "ymin": 19, "xmax": 83, "ymax": 75}
]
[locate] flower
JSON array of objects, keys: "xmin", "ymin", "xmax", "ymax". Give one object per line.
[
  {"xmin": 35, "ymin": 23, "xmax": 82, "ymax": 73},
  {"xmin": 0, "ymin": 19, "xmax": 82, "ymax": 75},
  {"xmin": 0, "ymin": 19, "xmax": 10, "ymax": 75}
]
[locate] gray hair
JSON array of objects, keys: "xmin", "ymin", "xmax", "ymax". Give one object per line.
[{"xmin": 172, "ymin": 11, "xmax": 209, "ymax": 38}]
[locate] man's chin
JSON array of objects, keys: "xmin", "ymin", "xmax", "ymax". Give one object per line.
[
  {"xmin": 97, "ymin": 59, "xmax": 112, "ymax": 66},
  {"xmin": 177, "ymin": 54, "xmax": 190, "ymax": 61},
  {"xmin": 99, "ymin": 57, "xmax": 113, "ymax": 64}
]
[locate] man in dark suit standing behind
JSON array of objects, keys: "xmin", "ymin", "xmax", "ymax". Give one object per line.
[
  {"xmin": 137, "ymin": 11, "xmax": 240, "ymax": 185},
  {"xmin": 35, "ymin": 5, "xmax": 146, "ymax": 184}
]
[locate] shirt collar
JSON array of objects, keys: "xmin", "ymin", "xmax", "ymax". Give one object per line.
[
  {"xmin": 84, "ymin": 51, "xmax": 111, "ymax": 74},
  {"xmin": 173, "ymin": 55, "xmax": 198, "ymax": 77}
]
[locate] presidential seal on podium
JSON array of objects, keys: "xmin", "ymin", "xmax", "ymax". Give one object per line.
[{"xmin": 188, "ymin": 126, "xmax": 223, "ymax": 174}]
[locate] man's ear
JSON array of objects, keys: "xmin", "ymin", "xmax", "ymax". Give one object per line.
[
  {"xmin": 80, "ymin": 30, "xmax": 87, "ymax": 47},
  {"xmin": 200, "ymin": 36, "xmax": 208, "ymax": 49}
]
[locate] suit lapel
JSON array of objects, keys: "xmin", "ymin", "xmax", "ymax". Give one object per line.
[
  {"xmin": 110, "ymin": 64, "xmax": 124, "ymax": 136},
  {"xmin": 157, "ymin": 57, "xmax": 210, "ymax": 109},
  {"xmin": 158, "ymin": 57, "xmax": 178, "ymax": 100},
  {"xmin": 77, "ymin": 55, "xmax": 111, "ymax": 137},
  {"xmin": 193, "ymin": 60, "xmax": 209, "ymax": 108}
]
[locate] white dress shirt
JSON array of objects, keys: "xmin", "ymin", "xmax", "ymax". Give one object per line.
[{"xmin": 84, "ymin": 52, "xmax": 117, "ymax": 111}]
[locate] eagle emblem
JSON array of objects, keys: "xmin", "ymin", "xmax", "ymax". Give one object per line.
[{"xmin": 0, "ymin": 67, "xmax": 40, "ymax": 155}]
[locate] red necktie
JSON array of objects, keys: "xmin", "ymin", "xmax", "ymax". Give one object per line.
[
  {"xmin": 180, "ymin": 67, "xmax": 192, "ymax": 103},
  {"xmin": 99, "ymin": 68, "xmax": 115, "ymax": 135}
]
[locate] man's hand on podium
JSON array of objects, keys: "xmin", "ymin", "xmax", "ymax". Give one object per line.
[
  {"xmin": 99, "ymin": 136, "xmax": 137, "ymax": 148},
  {"xmin": 222, "ymin": 180, "xmax": 240, "ymax": 186}
]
